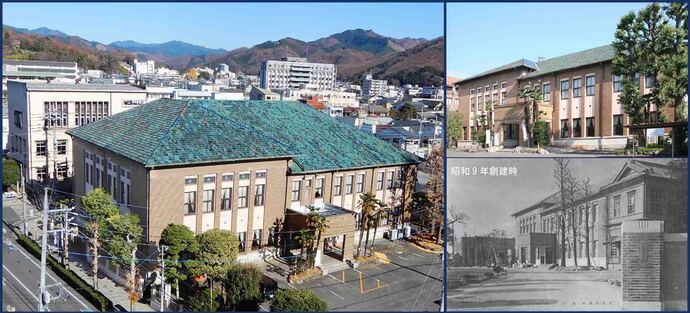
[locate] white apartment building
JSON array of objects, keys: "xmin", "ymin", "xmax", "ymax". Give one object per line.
[
  {"xmin": 259, "ymin": 57, "xmax": 337, "ymax": 91},
  {"xmin": 134, "ymin": 59, "xmax": 155, "ymax": 75},
  {"xmin": 3, "ymin": 60, "xmax": 78, "ymax": 92},
  {"xmin": 362, "ymin": 74, "xmax": 388, "ymax": 98},
  {"xmin": 284, "ymin": 89, "xmax": 358, "ymax": 107},
  {"xmin": 6, "ymin": 81, "xmax": 147, "ymax": 184}
]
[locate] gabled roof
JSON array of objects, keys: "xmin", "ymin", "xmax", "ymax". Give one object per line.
[
  {"xmin": 66, "ymin": 99, "xmax": 420, "ymax": 172},
  {"xmin": 459, "ymin": 59, "xmax": 539, "ymax": 83},
  {"xmin": 511, "ymin": 191, "xmax": 560, "ymax": 217},
  {"xmin": 522, "ymin": 45, "xmax": 615, "ymax": 79},
  {"xmin": 604, "ymin": 159, "xmax": 675, "ymax": 189}
]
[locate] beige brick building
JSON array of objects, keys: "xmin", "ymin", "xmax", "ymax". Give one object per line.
[
  {"xmin": 67, "ymin": 99, "xmax": 419, "ymax": 264},
  {"xmin": 454, "ymin": 45, "xmax": 677, "ymax": 150}
]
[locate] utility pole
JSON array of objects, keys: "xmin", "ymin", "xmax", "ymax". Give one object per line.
[
  {"xmin": 38, "ymin": 188, "xmax": 48, "ymax": 312},
  {"xmin": 159, "ymin": 245, "xmax": 166, "ymax": 312},
  {"xmin": 43, "ymin": 114, "xmax": 49, "ymax": 185}
]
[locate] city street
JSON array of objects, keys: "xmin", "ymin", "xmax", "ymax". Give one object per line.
[
  {"xmin": 2, "ymin": 223, "xmax": 96, "ymax": 312},
  {"xmin": 447, "ymin": 268, "xmax": 622, "ymax": 311},
  {"xmin": 301, "ymin": 241, "xmax": 443, "ymax": 311}
]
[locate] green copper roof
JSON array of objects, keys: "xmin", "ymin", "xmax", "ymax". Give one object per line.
[
  {"xmin": 66, "ymin": 99, "xmax": 420, "ymax": 172},
  {"xmin": 523, "ymin": 45, "xmax": 615, "ymax": 79},
  {"xmin": 459, "ymin": 59, "xmax": 539, "ymax": 83}
]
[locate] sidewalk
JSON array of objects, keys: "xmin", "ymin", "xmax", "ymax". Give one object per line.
[{"xmin": 3, "ymin": 196, "xmax": 154, "ymax": 311}]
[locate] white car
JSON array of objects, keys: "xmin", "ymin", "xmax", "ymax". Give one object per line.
[{"xmin": 3, "ymin": 191, "xmax": 18, "ymax": 199}]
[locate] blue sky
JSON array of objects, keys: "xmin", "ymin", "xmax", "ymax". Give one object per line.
[
  {"xmin": 3, "ymin": 3, "xmax": 443, "ymax": 50},
  {"xmin": 447, "ymin": 2, "xmax": 650, "ymax": 78}
]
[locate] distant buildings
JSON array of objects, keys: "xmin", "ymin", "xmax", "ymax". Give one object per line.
[
  {"xmin": 134, "ymin": 59, "xmax": 156, "ymax": 75},
  {"xmin": 259, "ymin": 57, "xmax": 337, "ymax": 91},
  {"xmin": 66, "ymin": 99, "xmax": 419, "ymax": 265},
  {"xmin": 249, "ymin": 86, "xmax": 279, "ymax": 101},
  {"xmin": 284, "ymin": 89, "xmax": 358, "ymax": 107},
  {"xmin": 3, "ymin": 60, "xmax": 78, "ymax": 91},
  {"xmin": 362, "ymin": 74, "xmax": 388, "ymax": 98},
  {"xmin": 6, "ymin": 81, "xmax": 147, "ymax": 185}
]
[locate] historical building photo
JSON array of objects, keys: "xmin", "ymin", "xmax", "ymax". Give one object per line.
[{"xmin": 447, "ymin": 158, "xmax": 688, "ymax": 311}]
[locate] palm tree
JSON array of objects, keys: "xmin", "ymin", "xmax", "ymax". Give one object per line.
[
  {"xmin": 295, "ymin": 229, "xmax": 313, "ymax": 265},
  {"xmin": 368, "ymin": 203, "xmax": 389, "ymax": 254},
  {"xmin": 518, "ymin": 86, "xmax": 543, "ymax": 147},
  {"xmin": 308, "ymin": 209, "xmax": 329, "ymax": 268},
  {"xmin": 356, "ymin": 193, "xmax": 378, "ymax": 258}
]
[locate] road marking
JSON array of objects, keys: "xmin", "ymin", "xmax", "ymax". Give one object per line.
[
  {"xmin": 3, "ymin": 226, "xmax": 90, "ymax": 310},
  {"xmin": 412, "ymin": 252, "xmax": 425, "ymax": 258},
  {"xmin": 328, "ymin": 289, "xmax": 344, "ymax": 300},
  {"xmin": 398, "ymin": 255, "xmax": 410, "ymax": 261},
  {"xmin": 2, "ymin": 264, "xmax": 43, "ymax": 307}
]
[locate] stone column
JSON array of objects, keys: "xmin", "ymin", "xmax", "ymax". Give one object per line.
[{"xmin": 621, "ymin": 220, "xmax": 664, "ymax": 310}]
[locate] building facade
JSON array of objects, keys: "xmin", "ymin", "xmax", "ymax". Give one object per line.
[
  {"xmin": 454, "ymin": 45, "xmax": 677, "ymax": 150},
  {"xmin": 259, "ymin": 57, "xmax": 337, "ymax": 92},
  {"xmin": 362, "ymin": 74, "xmax": 388, "ymax": 98},
  {"xmin": 6, "ymin": 81, "xmax": 147, "ymax": 184},
  {"xmin": 67, "ymin": 99, "xmax": 419, "ymax": 262},
  {"xmin": 3, "ymin": 60, "xmax": 78, "ymax": 91},
  {"xmin": 511, "ymin": 159, "xmax": 686, "ymax": 268}
]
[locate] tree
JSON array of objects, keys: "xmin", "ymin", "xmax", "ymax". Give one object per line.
[
  {"xmin": 308, "ymin": 208, "xmax": 329, "ymax": 269},
  {"xmin": 198, "ymin": 71, "xmax": 212, "ymax": 80},
  {"xmin": 518, "ymin": 86, "xmax": 544, "ymax": 147},
  {"xmin": 446, "ymin": 111, "xmax": 465, "ymax": 147},
  {"xmin": 425, "ymin": 145, "xmax": 445, "ymax": 244},
  {"xmin": 658, "ymin": 3, "xmax": 688, "ymax": 122},
  {"xmin": 188, "ymin": 229, "xmax": 239, "ymax": 288},
  {"xmin": 565, "ymin": 174, "xmax": 580, "ymax": 268},
  {"xmin": 396, "ymin": 103, "xmax": 417, "ymax": 120},
  {"xmin": 368, "ymin": 203, "xmax": 389, "ymax": 254},
  {"xmin": 81, "ymin": 188, "xmax": 120, "ymax": 289},
  {"xmin": 3, "ymin": 159, "xmax": 20, "ymax": 191},
  {"xmin": 223, "ymin": 265, "xmax": 262, "ymax": 310},
  {"xmin": 552, "ymin": 159, "xmax": 572, "ymax": 267},
  {"xmin": 159, "ymin": 224, "xmax": 199, "ymax": 297},
  {"xmin": 356, "ymin": 193, "xmax": 378, "ymax": 258},
  {"xmin": 186, "ymin": 68, "xmax": 199, "ymax": 81},
  {"xmin": 533, "ymin": 120, "xmax": 550, "ymax": 148},
  {"xmin": 103, "ymin": 213, "xmax": 143, "ymax": 308},
  {"xmin": 270, "ymin": 289, "xmax": 327, "ymax": 312},
  {"xmin": 186, "ymin": 287, "xmax": 220, "ymax": 312},
  {"xmin": 581, "ymin": 179, "xmax": 593, "ymax": 268},
  {"xmin": 485, "ymin": 229, "xmax": 506, "ymax": 266},
  {"xmin": 294, "ymin": 229, "xmax": 315, "ymax": 268}
]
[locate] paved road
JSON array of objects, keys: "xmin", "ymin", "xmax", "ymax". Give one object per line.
[
  {"xmin": 301, "ymin": 241, "xmax": 443, "ymax": 311},
  {"xmin": 447, "ymin": 268, "xmax": 622, "ymax": 311},
  {"xmin": 2, "ymin": 223, "xmax": 97, "ymax": 312}
]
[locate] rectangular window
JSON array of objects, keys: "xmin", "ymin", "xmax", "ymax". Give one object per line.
[
  {"xmin": 334, "ymin": 176, "xmax": 342, "ymax": 196},
  {"xmin": 36, "ymin": 141, "xmax": 47, "ymax": 156},
  {"xmin": 376, "ymin": 172, "xmax": 384, "ymax": 190},
  {"xmin": 356, "ymin": 174, "xmax": 365, "ymax": 193},
  {"xmin": 255, "ymin": 184, "xmax": 265, "ymax": 206},
  {"xmin": 14, "ymin": 111, "xmax": 23, "ymax": 128},
  {"xmin": 542, "ymin": 83, "xmax": 551, "ymax": 102},
  {"xmin": 256, "ymin": 171, "xmax": 266, "ymax": 178},
  {"xmin": 500, "ymin": 91, "xmax": 507, "ymax": 105},
  {"xmin": 613, "ymin": 195, "xmax": 621, "ymax": 217},
  {"xmin": 221, "ymin": 187, "xmax": 232, "ymax": 211},
  {"xmin": 238, "ymin": 186, "xmax": 248, "ymax": 208},
  {"xmin": 386, "ymin": 171, "xmax": 394, "ymax": 190},
  {"xmin": 586, "ymin": 117, "xmax": 595, "ymax": 137},
  {"xmin": 396, "ymin": 170, "xmax": 403, "ymax": 188},
  {"xmin": 57, "ymin": 164, "xmax": 68, "ymax": 180},
  {"xmin": 203, "ymin": 175, "xmax": 216, "ymax": 183},
  {"xmin": 592, "ymin": 204, "xmax": 597, "ymax": 224},
  {"xmin": 572, "ymin": 78, "xmax": 582, "ymax": 98},
  {"xmin": 184, "ymin": 191, "xmax": 196, "ymax": 215},
  {"xmin": 613, "ymin": 115, "xmax": 624, "ymax": 136},
  {"xmin": 586, "ymin": 75, "xmax": 596, "ymax": 96},
  {"xmin": 560, "ymin": 80, "xmax": 569, "ymax": 99},
  {"xmin": 501, "ymin": 82, "xmax": 507, "ymax": 89},
  {"xmin": 470, "ymin": 97, "xmax": 475, "ymax": 111},
  {"xmin": 75, "ymin": 101, "xmax": 110, "ymax": 126},
  {"xmin": 203, "ymin": 190, "xmax": 214, "ymax": 213},
  {"xmin": 504, "ymin": 124, "xmax": 519, "ymax": 140},
  {"xmin": 252, "ymin": 229, "xmax": 263, "ymax": 250},
  {"xmin": 613, "ymin": 75, "xmax": 623, "ymax": 92},
  {"xmin": 222, "ymin": 174, "xmax": 234, "ymax": 182},
  {"xmin": 291, "ymin": 180, "xmax": 301, "ymax": 201},
  {"xmin": 37, "ymin": 167, "xmax": 47, "ymax": 182},
  {"xmin": 560, "ymin": 119, "xmax": 570, "ymax": 138},
  {"xmin": 573, "ymin": 118, "xmax": 582, "ymax": 137},
  {"xmin": 57, "ymin": 140, "xmax": 67, "ymax": 155},
  {"xmin": 345, "ymin": 175, "xmax": 353, "ymax": 194},
  {"xmin": 315, "ymin": 178, "xmax": 324, "ymax": 198},
  {"xmin": 627, "ymin": 191, "xmax": 636, "ymax": 214},
  {"xmin": 185, "ymin": 177, "xmax": 197, "ymax": 185},
  {"xmin": 633, "ymin": 72, "xmax": 640, "ymax": 88},
  {"xmin": 238, "ymin": 231, "xmax": 247, "ymax": 253},
  {"xmin": 645, "ymin": 75, "xmax": 655, "ymax": 89},
  {"xmin": 239, "ymin": 172, "xmax": 250, "ymax": 180},
  {"xmin": 44, "ymin": 101, "xmax": 69, "ymax": 127}
]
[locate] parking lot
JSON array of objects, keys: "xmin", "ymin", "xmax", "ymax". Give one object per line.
[{"xmin": 300, "ymin": 240, "xmax": 443, "ymax": 311}]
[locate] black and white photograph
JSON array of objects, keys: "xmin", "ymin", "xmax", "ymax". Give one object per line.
[{"xmin": 447, "ymin": 157, "xmax": 688, "ymax": 311}]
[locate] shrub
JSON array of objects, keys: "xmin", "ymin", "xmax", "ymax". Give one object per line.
[{"xmin": 270, "ymin": 289, "xmax": 327, "ymax": 312}]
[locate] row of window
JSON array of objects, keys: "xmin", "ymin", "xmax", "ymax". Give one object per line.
[
  {"xmin": 290, "ymin": 171, "xmax": 402, "ymax": 202},
  {"xmin": 84, "ymin": 151, "xmax": 131, "ymax": 206},
  {"xmin": 35, "ymin": 140, "xmax": 67, "ymax": 156},
  {"xmin": 35, "ymin": 164, "xmax": 69, "ymax": 181},
  {"xmin": 469, "ymin": 82, "xmax": 508, "ymax": 95},
  {"xmin": 559, "ymin": 115, "xmax": 625, "ymax": 138},
  {"xmin": 184, "ymin": 184, "xmax": 265, "ymax": 215},
  {"xmin": 611, "ymin": 190, "xmax": 636, "ymax": 217}
]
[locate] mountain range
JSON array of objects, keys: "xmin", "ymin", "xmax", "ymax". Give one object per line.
[{"xmin": 3, "ymin": 25, "xmax": 443, "ymax": 85}]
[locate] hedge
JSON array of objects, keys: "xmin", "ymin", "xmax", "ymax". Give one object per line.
[{"xmin": 14, "ymin": 232, "xmax": 114, "ymax": 311}]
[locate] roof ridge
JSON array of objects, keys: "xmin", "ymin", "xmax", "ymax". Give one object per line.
[{"xmin": 142, "ymin": 99, "xmax": 190, "ymax": 166}]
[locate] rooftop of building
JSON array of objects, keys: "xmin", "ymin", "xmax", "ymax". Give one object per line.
[
  {"xmin": 457, "ymin": 44, "xmax": 616, "ymax": 84},
  {"xmin": 10, "ymin": 81, "xmax": 145, "ymax": 92},
  {"xmin": 287, "ymin": 203, "xmax": 353, "ymax": 217},
  {"xmin": 3, "ymin": 59, "xmax": 77, "ymax": 67},
  {"xmin": 66, "ymin": 99, "xmax": 420, "ymax": 172},
  {"xmin": 251, "ymin": 86, "xmax": 279, "ymax": 96}
]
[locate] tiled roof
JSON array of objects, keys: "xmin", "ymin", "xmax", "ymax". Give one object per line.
[
  {"xmin": 522, "ymin": 45, "xmax": 615, "ymax": 79},
  {"xmin": 459, "ymin": 59, "xmax": 539, "ymax": 83},
  {"xmin": 66, "ymin": 99, "xmax": 420, "ymax": 172}
]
